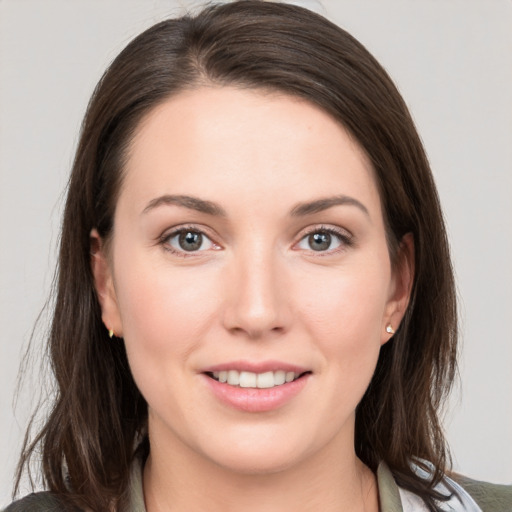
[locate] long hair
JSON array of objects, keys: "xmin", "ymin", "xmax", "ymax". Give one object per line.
[{"xmin": 16, "ymin": 2, "xmax": 457, "ymax": 510}]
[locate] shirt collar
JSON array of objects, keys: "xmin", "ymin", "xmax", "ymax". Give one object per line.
[{"xmin": 377, "ymin": 461, "xmax": 405, "ymax": 512}]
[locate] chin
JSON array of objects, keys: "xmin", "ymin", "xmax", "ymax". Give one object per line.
[
  {"xmin": 210, "ymin": 448, "xmax": 305, "ymax": 476},
  {"xmin": 195, "ymin": 427, "xmax": 318, "ymax": 476}
]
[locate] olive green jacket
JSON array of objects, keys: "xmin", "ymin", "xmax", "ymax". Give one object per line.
[{"xmin": 4, "ymin": 462, "xmax": 512, "ymax": 511}]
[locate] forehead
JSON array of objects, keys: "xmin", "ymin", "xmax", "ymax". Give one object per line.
[
  {"xmin": 129, "ymin": 85, "xmax": 372, "ymax": 157},
  {"xmin": 120, "ymin": 86, "xmax": 381, "ymax": 218}
]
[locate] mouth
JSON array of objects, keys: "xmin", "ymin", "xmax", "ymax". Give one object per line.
[
  {"xmin": 205, "ymin": 370, "xmax": 311, "ymax": 389},
  {"xmin": 201, "ymin": 364, "xmax": 312, "ymax": 412}
]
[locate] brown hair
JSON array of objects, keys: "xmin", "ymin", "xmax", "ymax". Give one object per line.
[{"xmin": 16, "ymin": 2, "xmax": 457, "ymax": 510}]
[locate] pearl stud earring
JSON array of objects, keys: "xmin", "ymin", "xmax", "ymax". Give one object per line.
[{"xmin": 386, "ymin": 324, "xmax": 395, "ymax": 335}]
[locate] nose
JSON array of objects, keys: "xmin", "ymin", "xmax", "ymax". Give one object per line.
[{"xmin": 221, "ymin": 245, "xmax": 292, "ymax": 340}]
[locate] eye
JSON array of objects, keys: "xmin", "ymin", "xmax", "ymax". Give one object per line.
[
  {"xmin": 296, "ymin": 227, "xmax": 350, "ymax": 253},
  {"xmin": 164, "ymin": 229, "xmax": 217, "ymax": 253}
]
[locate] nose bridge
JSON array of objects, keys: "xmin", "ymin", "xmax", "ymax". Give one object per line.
[{"xmin": 223, "ymin": 237, "xmax": 289, "ymax": 337}]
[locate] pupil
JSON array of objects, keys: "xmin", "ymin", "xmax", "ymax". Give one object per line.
[
  {"xmin": 179, "ymin": 231, "xmax": 202, "ymax": 251},
  {"xmin": 309, "ymin": 232, "xmax": 331, "ymax": 251}
]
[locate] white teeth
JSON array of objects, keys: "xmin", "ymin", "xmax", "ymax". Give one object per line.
[
  {"xmin": 256, "ymin": 371, "xmax": 274, "ymax": 388},
  {"xmin": 227, "ymin": 370, "xmax": 240, "ymax": 385},
  {"xmin": 239, "ymin": 371, "xmax": 257, "ymax": 388},
  {"xmin": 210, "ymin": 369, "xmax": 303, "ymax": 388},
  {"xmin": 274, "ymin": 370, "xmax": 286, "ymax": 386}
]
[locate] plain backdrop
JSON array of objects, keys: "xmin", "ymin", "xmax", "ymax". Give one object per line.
[{"xmin": 1, "ymin": 0, "xmax": 511, "ymax": 505}]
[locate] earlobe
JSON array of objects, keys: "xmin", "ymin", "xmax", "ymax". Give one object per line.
[
  {"xmin": 382, "ymin": 233, "xmax": 415, "ymax": 343},
  {"xmin": 90, "ymin": 229, "xmax": 123, "ymax": 337}
]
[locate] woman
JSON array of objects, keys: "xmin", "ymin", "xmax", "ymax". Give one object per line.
[{"xmin": 6, "ymin": 1, "xmax": 512, "ymax": 511}]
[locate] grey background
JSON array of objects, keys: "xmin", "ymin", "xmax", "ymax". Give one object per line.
[{"xmin": 1, "ymin": 0, "xmax": 511, "ymax": 504}]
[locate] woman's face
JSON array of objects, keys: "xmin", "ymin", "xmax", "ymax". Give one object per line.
[{"xmin": 93, "ymin": 86, "xmax": 411, "ymax": 474}]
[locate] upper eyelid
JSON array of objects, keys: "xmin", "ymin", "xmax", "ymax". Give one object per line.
[
  {"xmin": 297, "ymin": 224, "xmax": 353, "ymax": 239},
  {"xmin": 157, "ymin": 223, "xmax": 352, "ymax": 247},
  {"xmin": 293, "ymin": 225, "xmax": 354, "ymax": 253},
  {"xmin": 160, "ymin": 224, "xmax": 217, "ymax": 241},
  {"xmin": 157, "ymin": 225, "xmax": 219, "ymax": 252},
  {"xmin": 159, "ymin": 226, "xmax": 220, "ymax": 257}
]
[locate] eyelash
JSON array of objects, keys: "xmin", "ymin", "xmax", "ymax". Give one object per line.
[
  {"xmin": 159, "ymin": 225, "xmax": 219, "ymax": 258},
  {"xmin": 295, "ymin": 225, "xmax": 354, "ymax": 255},
  {"xmin": 158, "ymin": 224, "xmax": 353, "ymax": 257}
]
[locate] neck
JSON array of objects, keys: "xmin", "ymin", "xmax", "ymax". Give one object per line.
[{"xmin": 143, "ymin": 430, "xmax": 379, "ymax": 512}]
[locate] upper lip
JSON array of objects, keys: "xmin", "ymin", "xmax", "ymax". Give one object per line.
[{"xmin": 200, "ymin": 360, "xmax": 310, "ymax": 374}]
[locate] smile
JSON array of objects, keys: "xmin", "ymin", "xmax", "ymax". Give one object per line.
[
  {"xmin": 207, "ymin": 370, "xmax": 304, "ymax": 388},
  {"xmin": 201, "ymin": 361, "xmax": 312, "ymax": 412}
]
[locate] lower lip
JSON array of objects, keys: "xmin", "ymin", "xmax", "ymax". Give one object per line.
[{"xmin": 202, "ymin": 374, "xmax": 310, "ymax": 412}]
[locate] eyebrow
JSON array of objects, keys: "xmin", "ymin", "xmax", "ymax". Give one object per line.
[
  {"xmin": 141, "ymin": 193, "xmax": 369, "ymax": 218},
  {"xmin": 142, "ymin": 194, "xmax": 227, "ymax": 216},
  {"xmin": 290, "ymin": 195, "xmax": 370, "ymax": 217}
]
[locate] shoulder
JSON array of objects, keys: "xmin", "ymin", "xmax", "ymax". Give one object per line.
[
  {"xmin": 453, "ymin": 474, "xmax": 512, "ymax": 512},
  {"xmin": 377, "ymin": 461, "xmax": 512, "ymax": 512},
  {"xmin": 2, "ymin": 492, "xmax": 83, "ymax": 512}
]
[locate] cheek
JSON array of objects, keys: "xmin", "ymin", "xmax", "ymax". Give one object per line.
[
  {"xmin": 286, "ymin": 265, "xmax": 390, "ymax": 433},
  {"xmin": 111, "ymin": 253, "xmax": 224, "ymax": 417},
  {"xmin": 298, "ymin": 263, "xmax": 390, "ymax": 349},
  {"xmin": 113, "ymin": 252, "xmax": 220, "ymax": 360}
]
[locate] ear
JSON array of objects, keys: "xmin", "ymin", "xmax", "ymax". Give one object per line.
[
  {"xmin": 90, "ymin": 229, "xmax": 123, "ymax": 337},
  {"xmin": 381, "ymin": 233, "xmax": 414, "ymax": 344}
]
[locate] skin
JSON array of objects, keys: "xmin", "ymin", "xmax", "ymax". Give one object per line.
[{"xmin": 92, "ymin": 86, "xmax": 413, "ymax": 511}]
